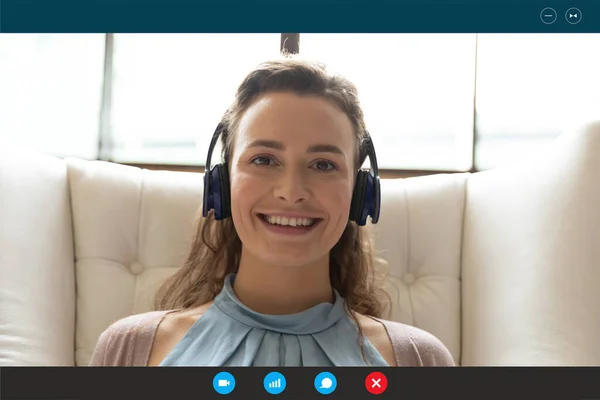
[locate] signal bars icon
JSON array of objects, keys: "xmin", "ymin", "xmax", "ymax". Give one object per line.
[
  {"xmin": 263, "ymin": 372, "xmax": 287, "ymax": 395},
  {"xmin": 268, "ymin": 378, "xmax": 282, "ymax": 388}
]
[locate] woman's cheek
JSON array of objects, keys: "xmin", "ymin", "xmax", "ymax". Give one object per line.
[
  {"xmin": 321, "ymin": 179, "xmax": 353, "ymax": 214},
  {"xmin": 230, "ymin": 172, "xmax": 257, "ymax": 222}
]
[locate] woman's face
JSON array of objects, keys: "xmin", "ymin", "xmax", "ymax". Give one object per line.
[{"xmin": 229, "ymin": 92, "xmax": 356, "ymax": 268}]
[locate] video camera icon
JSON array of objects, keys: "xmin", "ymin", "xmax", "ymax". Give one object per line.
[{"xmin": 213, "ymin": 372, "xmax": 236, "ymax": 395}]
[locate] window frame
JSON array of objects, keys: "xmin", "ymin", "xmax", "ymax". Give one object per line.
[{"xmin": 98, "ymin": 33, "xmax": 493, "ymax": 175}]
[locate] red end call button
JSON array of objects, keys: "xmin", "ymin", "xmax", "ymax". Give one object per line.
[{"xmin": 365, "ymin": 371, "xmax": 388, "ymax": 395}]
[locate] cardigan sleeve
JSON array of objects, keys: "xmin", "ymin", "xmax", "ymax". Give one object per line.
[
  {"xmin": 381, "ymin": 319, "xmax": 456, "ymax": 367},
  {"xmin": 88, "ymin": 311, "xmax": 169, "ymax": 366}
]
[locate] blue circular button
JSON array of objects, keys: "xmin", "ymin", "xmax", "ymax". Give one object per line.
[
  {"xmin": 263, "ymin": 371, "xmax": 286, "ymax": 395},
  {"xmin": 314, "ymin": 372, "xmax": 337, "ymax": 395},
  {"xmin": 213, "ymin": 371, "xmax": 235, "ymax": 395}
]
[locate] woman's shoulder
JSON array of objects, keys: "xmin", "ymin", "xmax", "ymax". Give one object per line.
[
  {"xmin": 375, "ymin": 318, "xmax": 456, "ymax": 367},
  {"xmin": 88, "ymin": 310, "xmax": 173, "ymax": 366}
]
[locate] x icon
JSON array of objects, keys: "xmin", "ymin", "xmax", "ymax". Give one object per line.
[{"xmin": 365, "ymin": 372, "xmax": 388, "ymax": 394}]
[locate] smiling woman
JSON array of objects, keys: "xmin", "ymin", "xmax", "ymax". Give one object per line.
[
  {"xmin": 88, "ymin": 55, "xmax": 455, "ymax": 368},
  {"xmin": 230, "ymin": 92, "xmax": 356, "ymax": 272}
]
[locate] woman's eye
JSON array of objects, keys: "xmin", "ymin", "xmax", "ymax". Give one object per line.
[
  {"xmin": 313, "ymin": 160, "xmax": 337, "ymax": 172},
  {"xmin": 251, "ymin": 156, "xmax": 275, "ymax": 166}
]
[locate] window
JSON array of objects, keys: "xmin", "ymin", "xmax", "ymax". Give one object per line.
[
  {"xmin": 107, "ymin": 34, "xmax": 281, "ymax": 165},
  {"xmin": 475, "ymin": 34, "xmax": 600, "ymax": 170},
  {"xmin": 0, "ymin": 34, "xmax": 105, "ymax": 159},
  {"xmin": 300, "ymin": 34, "xmax": 477, "ymax": 171},
  {"xmin": 2, "ymin": 33, "xmax": 599, "ymax": 172}
]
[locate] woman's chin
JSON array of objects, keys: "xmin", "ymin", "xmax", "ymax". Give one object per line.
[{"xmin": 257, "ymin": 248, "xmax": 326, "ymax": 269}]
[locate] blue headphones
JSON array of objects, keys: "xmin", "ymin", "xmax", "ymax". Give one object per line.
[{"xmin": 202, "ymin": 123, "xmax": 381, "ymax": 226}]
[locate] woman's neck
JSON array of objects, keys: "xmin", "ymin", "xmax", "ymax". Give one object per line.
[{"xmin": 232, "ymin": 248, "xmax": 334, "ymax": 315}]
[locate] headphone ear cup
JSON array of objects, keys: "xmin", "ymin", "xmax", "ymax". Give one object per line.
[
  {"xmin": 202, "ymin": 167, "xmax": 213, "ymax": 218},
  {"xmin": 210, "ymin": 165, "xmax": 223, "ymax": 219},
  {"xmin": 217, "ymin": 164, "xmax": 231, "ymax": 219},
  {"xmin": 210, "ymin": 164, "xmax": 229, "ymax": 220},
  {"xmin": 350, "ymin": 170, "xmax": 368, "ymax": 224}
]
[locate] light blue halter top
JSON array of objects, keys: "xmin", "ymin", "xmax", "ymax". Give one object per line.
[{"xmin": 159, "ymin": 273, "xmax": 389, "ymax": 366}]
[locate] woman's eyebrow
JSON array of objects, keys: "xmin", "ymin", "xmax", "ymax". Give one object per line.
[
  {"xmin": 307, "ymin": 144, "xmax": 344, "ymax": 156},
  {"xmin": 247, "ymin": 140, "xmax": 344, "ymax": 156},
  {"xmin": 247, "ymin": 139, "xmax": 284, "ymax": 150}
]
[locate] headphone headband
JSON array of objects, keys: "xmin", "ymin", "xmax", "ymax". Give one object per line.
[{"xmin": 204, "ymin": 122, "xmax": 225, "ymax": 172}]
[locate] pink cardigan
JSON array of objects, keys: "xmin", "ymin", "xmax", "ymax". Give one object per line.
[{"xmin": 89, "ymin": 310, "xmax": 456, "ymax": 367}]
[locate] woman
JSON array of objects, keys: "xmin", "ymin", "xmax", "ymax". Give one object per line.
[{"xmin": 89, "ymin": 55, "xmax": 454, "ymax": 367}]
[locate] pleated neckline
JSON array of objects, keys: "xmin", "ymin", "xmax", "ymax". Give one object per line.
[{"xmin": 213, "ymin": 273, "xmax": 347, "ymax": 335}]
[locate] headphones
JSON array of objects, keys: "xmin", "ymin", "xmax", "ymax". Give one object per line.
[{"xmin": 202, "ymin": 123, "xmax": 381, "ymax": 226}]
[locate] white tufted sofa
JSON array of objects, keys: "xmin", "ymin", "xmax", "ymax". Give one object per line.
[{"xmin": 1, "ymin": 119, "xmax": 600, "ymax": 367}]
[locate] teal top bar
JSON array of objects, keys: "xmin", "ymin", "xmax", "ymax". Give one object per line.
[{"xmin": 1, "ymin": 0, "xmax": 599, "ymax": 33}]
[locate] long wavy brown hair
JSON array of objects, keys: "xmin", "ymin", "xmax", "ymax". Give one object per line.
[{"xmin": 155, "ymin": 55, "xmax": 389, "ymax": 353}]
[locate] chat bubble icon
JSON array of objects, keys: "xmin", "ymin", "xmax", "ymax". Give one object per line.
[{"xmin": 319, "ymin": 377, "xmax": 333, "ymax": 389}]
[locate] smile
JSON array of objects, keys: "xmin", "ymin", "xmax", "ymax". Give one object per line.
[
  {"xmin": 261, "ymin": 214, "xmax": 317, "ymax": 227},
  {"xmin": 257, "ymin": 213, "xmax": 322, "ymax": 235}
]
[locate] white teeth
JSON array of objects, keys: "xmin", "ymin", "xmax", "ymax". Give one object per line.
[{"xmin": 265, "ymin": 215, "xmax": 316, "ymax": 227}]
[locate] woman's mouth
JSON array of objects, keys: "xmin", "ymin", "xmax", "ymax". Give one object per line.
[{"xmin": 257, "ymin": 213, "xmax": 322, "ymax": 236}]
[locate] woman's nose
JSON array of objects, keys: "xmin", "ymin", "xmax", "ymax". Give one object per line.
[{"xmin": 273, "ymin": 169, "xmax": 311, "ymax": 204}]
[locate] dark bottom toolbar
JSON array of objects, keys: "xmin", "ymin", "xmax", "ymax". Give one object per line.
[{"xmin": 1, "ymin": 366, "xmax": 600, "ymax": 400}]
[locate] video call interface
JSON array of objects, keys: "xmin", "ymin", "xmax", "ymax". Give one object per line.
[{"xmin": 1, "ymin": 0, "xmax": 600, "ymax": 399}]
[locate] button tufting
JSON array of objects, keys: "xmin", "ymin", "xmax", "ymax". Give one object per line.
[
  {"xmin": 130, "ymin": 262, "xmax": 144, "ymax": 275},
  {"xmin": 402, "ymin": 272, "xmax": 416, "ymax": 285}
]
